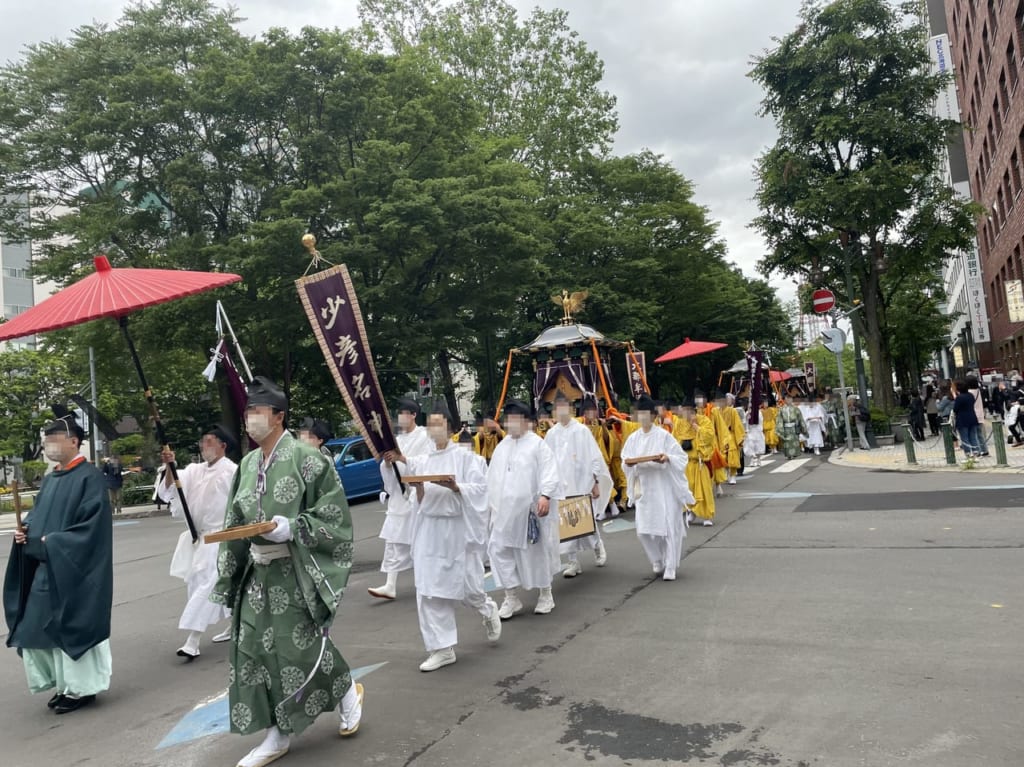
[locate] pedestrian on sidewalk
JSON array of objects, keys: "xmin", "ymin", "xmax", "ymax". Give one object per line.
[
  {"xmin": 158, "ymin": 425, "xmax": 237, "ymax": 659},
  {"xmin": 849, "ymin": 396, "xmax": 871, "ymax": 450},
  {"xmin": 3, "ymin": 407, "xmax": 112, "ymax": 715},
  {"xmin": 908, "ymin": 391, "xmax": 926, "ymax": 441},
  {"xmin": 966, "ymin": 377, "xmax": 990, "ymax": 456},
  {"xmin": 952, "ymin": 380, "xmax": 982, "ymax": 458},
  {"xmin": 925, "ymin": 386, "xmax": 940, "ymax": 436},
  {"xmin": 102, "ymin": 454, "xmax": 124, "ymax": 514},
  {"xmin": 1006, "ymin": 395, "xmax": 1023, "ymax": 446}
]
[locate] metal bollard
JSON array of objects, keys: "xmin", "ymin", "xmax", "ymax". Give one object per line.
[
  {"xmin": 940, "ymin": 423, "xmax": 957, "ymax": 465},
  {"xmin": 991, "ymin": 419, "xmax": 1008, "ymax": 466},
  {"xmin": 900, "ymin": 422, "xmax": 916, "ymax": 464}
]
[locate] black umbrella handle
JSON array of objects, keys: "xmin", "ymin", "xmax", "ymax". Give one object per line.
[{"xmin": 119, "ymin": 317, "xmax": 199, "ymax": 543}]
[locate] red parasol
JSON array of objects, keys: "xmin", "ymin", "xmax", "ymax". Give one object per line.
[
  {"xmin": 0, "ymin": 255, "xmax": 242, "ymax": 542},
  {"xmin": 654, "ymin": 337, "xmax": 728, "ymax": 363},
  {"xmin": 769, "ymin": 370, "xmax": 792, "ymax": 383}
]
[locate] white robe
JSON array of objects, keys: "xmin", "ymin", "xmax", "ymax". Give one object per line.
[
  {"xmin": 159, "ymin": 457, "xmax": 237, "ymax": 632},
  {"xmin": 487, "ymin": 431, "xmax": 561, "ymax": 590},
  {"xmin": 409, "ymin": 444, "xmax": 493, "ymax": 651},
  {"xmin": 744, "ymin": 416, "xmax": 766, "ymax": 458},
  {"xmin": 801, "ymin": 403, "xmax": 827, "ymax": 449},
  {"xmin": 379, "ymin": 425, "xmax": 433, "ymax": 558},
  {"xmin": 545, "ymin": 419, "xmax": 613, "ymax": 556},
  {"xmin": 620, "ymin": 427, "xmax": 694, "ymax": 571}
]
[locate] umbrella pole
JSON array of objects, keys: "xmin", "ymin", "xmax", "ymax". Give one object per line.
[{"xmin": 118, "ymin": 317, "xmax": 199, "ymax": 543}]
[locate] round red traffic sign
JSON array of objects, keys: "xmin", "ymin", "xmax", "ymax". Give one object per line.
[{"xmin": 812, "ymin": 288, "xmax": 835, "ymax": 313}]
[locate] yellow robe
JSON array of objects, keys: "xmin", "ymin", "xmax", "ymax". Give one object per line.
[
  {"xmin": 610, "ymin": 419, "xmax": 640, "ymax": 504},
  {"xmin": 474, "ymin": 428, "xmax": 505, "ymax": 462},
  {"xmin": 722, "ymin": 406, "xmax": 745, "ymax": 469},
  {"xmin": 580, "ymin": 417, "xmax": 626, "ymax": 503},
  {"xmin": 762, "ymin": 406, "xmax": 779, "ymax": 448},
  {"xmin": 708, "ymin": 407, "xmax": 735, "ymax": 484},
  {"xmin": 678, "ymin": 416, "xmax": 716, "ymax": 521}
]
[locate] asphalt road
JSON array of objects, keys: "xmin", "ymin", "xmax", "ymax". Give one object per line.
[{"xmin": 1, "ymin": 455, "xmax": 1021, "ymax": 766}]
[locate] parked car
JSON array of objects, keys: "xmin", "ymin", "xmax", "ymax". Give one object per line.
[{"xmin": 325, "ymin": 436, "xmax": 383, "ymax": 501}]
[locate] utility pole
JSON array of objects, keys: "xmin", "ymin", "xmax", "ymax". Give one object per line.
[{"xmin": 840, "ymin": 231, "xmax": 871, "ymax": 407}]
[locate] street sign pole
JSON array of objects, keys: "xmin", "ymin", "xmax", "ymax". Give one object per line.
[{"xmin": 837, "ymin": 350, "xmax": 854, "ymax": 451}]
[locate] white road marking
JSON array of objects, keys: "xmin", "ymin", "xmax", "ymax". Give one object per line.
[{"xmin": 771, "ymin": 458, "xmax": 811, "ymax": 473}]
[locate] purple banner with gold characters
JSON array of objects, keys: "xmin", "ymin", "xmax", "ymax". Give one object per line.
[
  {"xmin": 626, "ymin": 351, "xmax": 647, "ymax": 399},
  {"xmin": 296, "ymin": 265, "xmax": 397, "ymax": 458}
]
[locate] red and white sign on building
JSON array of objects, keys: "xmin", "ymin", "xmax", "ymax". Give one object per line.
[{"xmin": 811, "ymin": 288, "xmax": 835, "ymax": 313}]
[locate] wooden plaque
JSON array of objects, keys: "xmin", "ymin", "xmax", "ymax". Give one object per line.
[
  {"xmin": 204, "ymin": 520, "xmax": 278, "ymax": 544},
  {"xmin": 626, "ymin": 454, "xmax": 663, "ymax": 465},
  {"xmin": 402, "ymin": 474, "xmax": 455, "ymax": 484},
  {"xmin": 558, "ymin": 495, "xmax": 596, "ymax": 542}
]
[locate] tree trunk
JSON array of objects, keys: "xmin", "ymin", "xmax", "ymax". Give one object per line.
[
  {"xmin": 860, "ymin": 265, "xmax": 895, "ymax": 413},
  {"xmin": 437, "ymin": 348, "xmax": 461, "ymax": 424}
]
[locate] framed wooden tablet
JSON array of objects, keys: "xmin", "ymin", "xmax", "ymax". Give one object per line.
[
  {"xmin": 625, "ymin": 454, "xmax": 663, "ymax": 465},
  {"xmin": 558, "ymin": 495, "xmax": 596, "ymax": 542},
  {"xmin": 401, "ymin": 474, "xmax": 455, "ymax": 484},
  {"xmin": 204, "ymin": 520, "xmax": 278, "ymax": 544}
]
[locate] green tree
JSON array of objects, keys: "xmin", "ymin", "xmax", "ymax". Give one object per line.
[
  {"xmin": 0, "ymin": 349, "xmax": 72, "ymax": 463},
  {"xmin": 750, "ymin": 0, "xmax": 977, "ymax": 411}
]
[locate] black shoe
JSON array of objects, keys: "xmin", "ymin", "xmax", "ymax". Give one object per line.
[
  {"xmin": 46, "ymin": 693, "xmax": 66, "ymax": 709},
  {"xmin": 54, "ymin": 694, "xmax": 95, "ymax": 714}
]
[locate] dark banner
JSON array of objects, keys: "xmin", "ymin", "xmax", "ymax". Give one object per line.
[
  {"xmin": 296, "ymin": 265, "xmax": 398, "ymax": 458},
  {"xmin": 626, "ymin": 351, "xmax": 647, "ymax": 399},
  {"xmin": 747, "ymin": 349, "xmax": 764, "ymax": 425}
]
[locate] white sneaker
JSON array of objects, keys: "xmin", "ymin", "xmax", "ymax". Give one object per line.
[
  {"xmin": 498, "ymin": 594, "xmax": 523, "ymax": 620},
  {"xmin": 702, "ymin": 519, "xmax": 713, "ymax": 527},
  {"xmin": 562, "ymin": 558, "xmax": 582, "ymax": 578},
  {"xmin": 338, "ymin": 683, "xmax": 364, "ymax": 736},
  {"xmin": 594, "ymin": 540, "xmax": 607, "ymax": 567},
  {"xmin": 534, "ymin": 588, "xmax": 555, "ymax": 615},
  {"xmin": 483, "ymin": 601, "xmax": 502, "ymax": 642},
  {"xmin": 715, "ymin": 484, "xmax": 724, "ymax": 497},
  {"xmin": 211, "ymin": 627, "xmax": 232, "ymax": 643},
  {"xmin": 728, "ymin": 476, "xmax": 736, "ymax": 485},
  {"xmin": 685, "ymin": 511, "xmax": 694, "ymax": 525},
  {"xmin": 814, "ymin": 448, "xmax": 820, "ymax": 455},
  {"xmin": 662, "ymin": 568, "xmax": 676, "ymax": 581},
  {"xmin": 237, "ymin": 727, "xmax": 290, "ymax": 767},
  {"xmin": 652, "ymin": 561, "xmax": 665, "ymax": 575},
  {"xmin": 419, "ymin": 647, "xmax": 456, "ymax": 672}
]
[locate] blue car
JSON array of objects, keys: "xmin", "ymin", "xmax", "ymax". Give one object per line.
[{"xmin": 325, "ymin": 436, "xmax": 384, "ymax": 501}]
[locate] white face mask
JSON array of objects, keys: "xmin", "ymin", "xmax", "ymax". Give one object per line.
[
  {"xmin": 246, "ymin": 413, "xmax": 273, "ymax": 442},
  {"xmin": 398, "ymin": 412, "xmax": 414, "ymax": 430},
  {"xmin": 636, "ymin": 413, "xmax": 653, "ymax": 428},
  {"xmin": 506, "ymin": 419, "xmax": 524, "ymax": 437},
  {"xmin": 555, "ymin": 405, "xmax": 571, "ymax": 423},
  {"xmin": 43, "ymin": 442, "xmax": 66, "ymax": 463},
  {"xmin": 695, "ymin": 399, "xmax": 705, "ymax": 408},
  {"xmin": 428, "ymin": 425, "xmax": 449, "ymax": 444},
  {"xmin": 201, "ymin": 447, "xmax": 220, "ymax": 464}
]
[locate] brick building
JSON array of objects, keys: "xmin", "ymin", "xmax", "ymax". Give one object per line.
[{"xmin": 945, "ymin": 0, "xmax": 1024, "ymax": 373}]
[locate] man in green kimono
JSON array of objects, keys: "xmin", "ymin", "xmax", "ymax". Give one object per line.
[
  {"xmin": 211, "ymin": 377, "xmax": 363, "ymax": 767},
  {"xmin": 776, "ymin": 394, "xmax": 807, "ymax": 460},
  {"xmin": 3, "ymin": 407, "xmax": 113, "ymax": 714}
]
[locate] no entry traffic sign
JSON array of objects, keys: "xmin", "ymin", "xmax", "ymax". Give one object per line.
[{"xmin": 812, "ymin": 288, "xmax": 835, "ymax": 313}]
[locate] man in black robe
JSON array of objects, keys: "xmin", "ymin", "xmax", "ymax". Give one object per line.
[{"xmin": 3, "ymin": 408, "xmax": 113, "ymax": 714}]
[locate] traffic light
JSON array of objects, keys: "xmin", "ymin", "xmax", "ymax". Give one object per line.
[{"xmin": 418, "ymin": 374, "xmax": 432, "ymax": 397}]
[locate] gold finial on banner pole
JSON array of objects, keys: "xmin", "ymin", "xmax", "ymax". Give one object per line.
[{"xmin": 301, "ymin": 233, "xmax": 334, "ymax": 275}]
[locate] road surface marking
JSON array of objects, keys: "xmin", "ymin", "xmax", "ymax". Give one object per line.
[
  {"xmin": 737, "ymin": 491, "xmax": 814, "ymax": 500},
  {"xmin": 771, "ymin": 458, "xmax": 810, "ymax": 473}
]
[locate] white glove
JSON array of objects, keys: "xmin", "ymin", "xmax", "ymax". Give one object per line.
[{"xmin": 263, "ymin": 515, "xmax": 293, "ymax": 543}]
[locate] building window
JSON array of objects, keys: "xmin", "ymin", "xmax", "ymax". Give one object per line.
[
  {"xmin": 1012, "ymin": 151, "xmax": 1022, "ymax": 196},
  {"xmin": 994, "ymin": 95, "xmax": 1003, "ymax": 135},
  {"xmin": 1008, "ymin": 40, "xmax": 1020, "ymax": 91},
  {"xmin": 1, "ymin": 267, "xmax": 29, "ymax": 279},
  {"xmin": 1005, "ymin": 171, "xmax": 1014, "ymax": 210},
  {"xmin": 2, "ymin": 305, "xmax": 29, "ymax": 318}
]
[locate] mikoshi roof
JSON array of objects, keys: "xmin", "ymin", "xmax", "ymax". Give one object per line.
[{"xmin": 518, "ymin": 323, "xmax": 628, "ymax": 353}]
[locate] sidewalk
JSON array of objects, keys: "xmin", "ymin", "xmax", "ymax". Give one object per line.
[
  {"xmin": 831, "ymin": 432, "xmax": 1024, "ymax": 473},
  {"xmin": 0, "ymin": 503, "xmax": 170, "ymax": 532}
]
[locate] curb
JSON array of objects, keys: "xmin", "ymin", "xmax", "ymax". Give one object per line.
[{"xmin": 828, "ymin": 448, "xmax": 1024, "ymax": 474}]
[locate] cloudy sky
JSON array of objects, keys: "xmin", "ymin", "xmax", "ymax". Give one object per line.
[{"xmin": 0, "ymin": 0, "xmax": 806, "ymax": 301}]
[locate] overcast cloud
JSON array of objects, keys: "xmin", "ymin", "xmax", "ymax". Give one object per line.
[{"xmin": 0, "ymin": 0, "xmax": 806, "ymax": 302}]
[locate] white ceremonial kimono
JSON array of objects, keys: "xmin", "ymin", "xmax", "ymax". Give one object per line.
[
  {"xmin": 487, "ymin": 431, "xmax": 562, "ymax": 591},
  {"xmin": 378, "ymin": 425, "xmax": 432, "ymax": 572},
  {"xmin": 743, "ymin": 414, "xmax": 766, "ymax": 459},
  {"xmin": 159, "ymin": 457, "xmax": 237, "ymax": 632},
  {"xmin": 801, "ymin": 403, "xmax": 827, "ymax": 449},
  {"xmin": 409, "ymin": 443, "xmax": 495, "ymax": 651},
  {"xmin": 620, "ymin": 426, "xmax": 694, "ymax": 573},
  {"xmin": 545, "ymin": 419, "xmax": 613, "ymax": 557}
]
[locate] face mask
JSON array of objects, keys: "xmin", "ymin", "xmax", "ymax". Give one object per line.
[
  {"xmin": 695, "ymin": 399, "xmax": 705, "ymax": 408},
  {"xmin": 201, "ymin": 447, "xmax": 220, "ymax": 463},
  {"xmin": 555, "ymin": 406, "xmax": 571, "ymax": 423},
  {"xmin": 428, "ymin": 425, "xmax": 449, "ymax": 444},
  {"xmin": 43, "ymin": 442, "xmax": 65, "ymax": 463},
  {"xmin": 398, "ymin": 413, "xmax": 414, "ymax": 430},
  {"xmin": 246, "ymin": 413, "xmax": 273, "ymax": 442},
  {"xmin": 636, "ymin": 413, "xmax": 653, "ymax": 428},
  {"xmin": 506, "ymin": 420, "xmax": 524, "ymax": 437},
  {"xmin": 299, "ymin": 434, "xmax": 319, "ymax": 448}
]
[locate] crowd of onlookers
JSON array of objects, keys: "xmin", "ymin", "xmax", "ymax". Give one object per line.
[{"xmin": 905, "ymin": 376, "xmax": 1024, "ymax": 457}]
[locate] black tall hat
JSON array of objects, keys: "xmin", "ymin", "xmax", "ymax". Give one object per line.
[
  {"xmin": 396, "ymin": 398, "xmax": 421, "ymax": 415},
  {"xmin": 503, "ymin": 399, "xmax": 531, "ymax": 417},
  {"xmin": 580, "ymin": 395, "xmax": 599, "ymax": 413},
  {"xmin": 44, "ymin": 404, "xmax": 85, "ymax": 441},
  {"xmin": 429, "ymin": 403, "xmax": 456, "ymax": 429},
  {"xmin": 298, "ymin": 418, "xmax": 332, "ymax": 443},
  {"xmin": 634, "ymin": 394, "xmax": 656, "ymax": 412},
  {"xmin": 247, "ymin": 376, "xmax": 288, "ymax": 411},
  {"xmin": 205, "ymin": 424, "xmax": 239, "ymax": 453},
  {"xmin": 458, "ymin": 429, "xmax": 474, "ymax": 445},
  {"xmin": 553, "ymin": 390, "xmax": 570, "ymax": 404},
  {"xmin": 679, "ymin": 395, "xmax": 695, "ymax": 409}
]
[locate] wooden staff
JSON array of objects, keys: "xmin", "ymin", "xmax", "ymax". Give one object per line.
[{"xmin": 11, "ymin": 479, "xmax": 24, "ymax": 533}]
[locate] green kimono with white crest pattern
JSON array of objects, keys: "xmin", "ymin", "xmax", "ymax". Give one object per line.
[{"xmin": 210, "ymin": 433, "xmax": 354, "ymax": 736}]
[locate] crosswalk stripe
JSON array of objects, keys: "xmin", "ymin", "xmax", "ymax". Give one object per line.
[{"xmin": 770, "ymin": 458, "xmax": 810, "ymax": 473}]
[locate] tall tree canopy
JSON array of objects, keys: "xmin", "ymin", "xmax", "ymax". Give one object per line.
[{"xmin": 750, "ymin": 0, "xmax": 977, "ymax": 410}]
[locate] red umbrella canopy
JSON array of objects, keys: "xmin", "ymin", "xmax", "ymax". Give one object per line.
[
  {"xmin": 0, "ymin": 255, "xmax": 241, "ymax": 341},
  {"xmin": 654, "ymin": 337, "xmax": 728, "ymax": 363},
  {"xmin": 769, "ymin": 370, "xmax": 792, "ymax": 383}
]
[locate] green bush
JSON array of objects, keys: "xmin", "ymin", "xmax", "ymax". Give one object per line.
[{"xmin": 870, "ymin": 407, "xmax": 892, "ymax": 436}]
